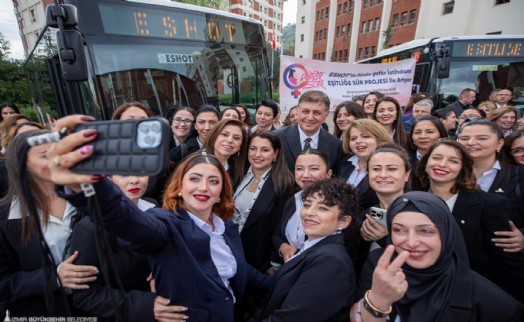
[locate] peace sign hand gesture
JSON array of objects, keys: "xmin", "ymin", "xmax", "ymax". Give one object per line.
[{"xmin": 367, "ymin": 245, "xmax": 410, "ymax": 312}]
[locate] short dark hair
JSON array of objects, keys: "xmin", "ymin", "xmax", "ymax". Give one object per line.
[
  {"xmin": 258, "ymin": 99, "xmax": 280, "ymax": 117},
  {"xmin": 433, "ymin": 107, "xmax": 455, "ymax": 119},
  {"xmin": 296, "ymin": 148, "xmax": 330, "ymax": 172},
  {"xmin": 408, "ymin": 115, "xmax": 448, "ymax": 152},
  {"xmin": 302, "ymin": 178, "xmax": 359, "ymax": 218},
  {"xmin": 111, "ymin": 102, "xmax": 153, "ymax": 120},
  {"xmin": 298, "ymin": 90, "xmax": 330, "ymax": 110},
  {"xmin": 221, "ymin": 107, "xmax": 241, "ymax": 120}
]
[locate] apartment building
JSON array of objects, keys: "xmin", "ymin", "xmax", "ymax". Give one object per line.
[
  {"xmin": 296, "ymin": 0, "xmax": 523, "ymax": 63},
  {"xmin": 230, "ymin": 0, "xmax": 284, "ymax": 48}
]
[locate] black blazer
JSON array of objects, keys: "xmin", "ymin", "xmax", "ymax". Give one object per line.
[
  {"xmin": 276, "ymin": 124, "xmax": 342, "ymax": 174},
  {"xmin": 252, "ymin": 234, "xmax": 355, "ymax": 322},
  {"xmin": 169, "ymin": 136, "xmax": 201, "ymax": 165},
  {"xmin": 272, "ymin": 196, "xmax": 298, "ymax": 258},
  {"xmin": 359, "ymin": 249, "xmax": 524, "ymax": 322},
  {"xmin": 452, "ymin": 189, "xmax": 524, "ymax": 303},
  {"xmin": 337, "ymin": 156, "xmax": 379, "ymax": 211},
  {"xmin": 238, "ymin": 177, "xmax": 291, "ymax": 272},
  {"xmin": 0, "ymin": 204, "xmax": 82, "ymax": 317},
  {"xmin": 61, "ymin": 180, "xmax": 271, "ymax": 322},
  {"xmin": 487, "ymin": 163, "xmax": 524, "ymax": 229},
  {"xmin": 70, "ymin": 217, "xmax": 156, "ymax": 322}
]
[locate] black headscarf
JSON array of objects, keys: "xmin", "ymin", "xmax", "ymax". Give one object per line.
[{"xmin": 386, "ymin": 191, "xmax": 469, "ymax": 322}]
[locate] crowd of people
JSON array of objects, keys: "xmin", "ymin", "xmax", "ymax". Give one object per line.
[{"xmin": 0, "ymin": 87, "xmax": 524, "ymax": 322}]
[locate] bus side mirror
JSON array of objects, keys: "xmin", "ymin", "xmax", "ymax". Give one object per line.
[
  {"xmin": 46, "ymin": 4, "xmax": 78, "ymax": 28},
  {"xmin": 56, "ymin": 30, "xmax": 88, "ymax": 81},
  {"xmin": 436, "ymin": 44, "xmax": 450, "ymax": 79}
]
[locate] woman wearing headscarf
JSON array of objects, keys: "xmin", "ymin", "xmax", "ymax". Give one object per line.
[{"xmin": 353, "ymin": 191, "xmax": 524, "ymax": 322}]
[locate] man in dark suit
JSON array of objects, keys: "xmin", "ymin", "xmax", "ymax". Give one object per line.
[
  {"xmin": 276, "ymin": 90, "xmax": 342, "ymax": 173},
  {"xmin": 444, "ymin": 88, "xmax": 476, "ymax": 117}
]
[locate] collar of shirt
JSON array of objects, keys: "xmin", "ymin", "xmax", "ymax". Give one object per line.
[
  {"xmin": 477, "ymin": 160, "xmax": 501, "ymax": 192},
  {"xmin": 197, "ymin": 137, "xmax": 203, "ymax": 148},
  {"xmin": 8, "ymin": 197, "xmax": 75, "ymax": 223},
  {"xmin": 348, "ymin": 154, "xmax": 360, "ymax": 168},
  {"xmin": 137, "ymin": 198, "xmax": 156, "ymax": 211},
  {"xmin": 298, "ymin": 126, "xmax": 320, "ymax": 149},
  {"xmin": 173, "ymin": 136, "xmax": 181, "ymax": 147},
  {"xmin": 416, "ymin": 150, "xmax": 423, "ymax": 161},
  {"xmin": 289, "ymin": 235, "xmax": 327, "ymax": 261},
  {"xmin": 186, "ymin": 211, "xmax": 226, "ymax": 235},
  {"xmin": 234, "ymin": 166, "xmax": 271, "ymax": 198}
]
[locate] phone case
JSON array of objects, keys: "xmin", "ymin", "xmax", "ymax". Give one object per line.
[
  {"xmin": 369, "ymin": 207, "xmax": 388, "ymax": 227},
  {"xmin": 72, "ymin": 117, "xmax": 170, "ymax": 176}
]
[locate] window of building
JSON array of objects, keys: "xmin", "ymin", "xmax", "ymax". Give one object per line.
[
  {"xmin": 367, "ymin": 20, "xmax": 372, "ymax": 33},
  {"xmin": 371, "ymin": 46, "xmax": 376, "ymax": 56},
  {"xmin": 358, "ymin": 48, "xmax": 363, "ymax": 60},
  {"xmin": 264, "ymin": 19, "xmax": 267, "ymax": 27},
  {"xmin": 364, "ymin": 47, "xmax": 370, "ymax": 59},
  {"xmin": 361, "ymin": 21, "xmax": 366, "ymax": 33},
  {"xmin": 315, "ymin": 31, "xmax": 318, "ymax": 40},
  {"xmin": 377, "ymin": 0, "xmax": 382, "ymax": 3},
  {"xmin": 325, "ymin": 7, "xmax": 329, "ymax": 18},
  {"xmin": 300, "ymin": 34, "xmax": 304, "ymax": 42},
  {"xmin": 409, "ymin": 9, "xmax": 416, "ymax": 24},
  {"xmin": 443, "ymin": 2, "xmax": 454, "ymax": 14},
  {"xmin": 316, "ymin": 11, "xmax": 320, "ymax": 20},
  {"xmin": 363, "ymin": 0, "xmax": 368, "ymax": 9},
  {"xmin": 400, "ymin": 11, "xmax": 407, "ymax": 26},
  {"xmin": 334, "ymin": 51, "xmax": 338, "ymax": 61},
  {"xmin": 324, "ymin": 29, "xmax": 328, "ymax": 39},
  {"xmin": 30, "ymin": 9, "xmax": 37, "ymax": 21},
  {"xmin": 370, "ymin": 0, "xmax": 375, "ymax": 6},
  {"xmin": 347, "ymin": 23, "xmax": 351, "ymax": 34},
  {"xmin": 301, "ymin": 16, "xmax": 305, "ymax": 23},
  {"xmin": 343, "ymin": 2, "xmax": 348, "ymax": 13},
  {"xmin": 341, "ymin": 25, "xmax": 346, "ymax": 34},
  {"xmin": 374, "ymin": 18, "xmax": 380, "ymax": 31},
  {"xmin": 392, "ymin": 14, "xmax": 399, "ymax": 27},
  {"xmin": 349, "ymin": 0, "xmax": 354, "ymax": 11},
  {"xmin": 338, "ymin": 4, "xmax": 342, "ymax": 15},
  {"xmin": 495, "ymin": 0, "xmax": 510, "ymax": 4},
  {"xmin": 303, "ymin": 0, "xmax": 306, "ymax": 4},
  {"xmin": 344, "ymin": 49, "xmax": 348, "ymax": 60},
  {"xmin": 336, "ymin": 26, "xmax": 340, "ymax": 37}
]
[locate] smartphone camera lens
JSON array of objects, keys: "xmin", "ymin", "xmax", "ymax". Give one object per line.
[
  {"xmin": 139, "ymin": 123, "xmax": 149, "ymax": 133},
  {"xmin": 150, "ymin": 122, "xmax": 160, "ymax": 132},
  {"xmin": 144, "ymin": 135, "xmax": 153, "ymax": 145}
]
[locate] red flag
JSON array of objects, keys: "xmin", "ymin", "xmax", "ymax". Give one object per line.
[{"xmin": 272, "ymin": 36, "xmax": 276, "ymax": 50}]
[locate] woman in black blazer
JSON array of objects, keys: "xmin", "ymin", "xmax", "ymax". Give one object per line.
[
  {"xmin": 273, "ymin": 149, "xmax": 333, "ymax": 263},
  {"xmin": 0, "ymin": 131, "xmax": 97, "ymax": 317},
  {"xmin": 458, "ymin": 119, "xmax": 524, "ymax": 252},
  {"xmin": 233, "ymin": 131, "xmax": 294, "ymax": 273},
  {"xmin": 338, "ymin": 119, "xmax": 393, "ymax": 211},
  {"xmin": 355, "ymin": 192, "xmax": 523, "ymax": 322},
  {"xmin": 69, "ymin": 174, "xmax": 163, "ymax": 321},
  {"xmin": 46, "ymin": 117, "xmax": 271, "ymax": 322},
  {"xmin": 251, "ymin": 179, "xmax": 358, "ymax": 321},
  {"xmin": 416, "ymin": 139, "xmax": 524, "ymax": 303}
]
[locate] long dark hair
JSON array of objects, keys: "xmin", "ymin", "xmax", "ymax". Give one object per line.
[
  {"xmin": 249, "ymin": 130, "xmax": 294, "ymax": 196},
  {"xmin": 1, "ymin": 130, "xmax": 53, "ymax": 242},
  {"xmin": 374, "ymin": 96, "xmax": 407, "ymax": 146},
  {"xmin": 408, "ymin": 115, "xmax": 448, "ymax": 152},
  {"xmin": 333, "ymin": 101, "xmax": 366, "ymax": 137},
  {"xmin": 417, "ymin": 140, "xmax": 478, "ymax": 193}
]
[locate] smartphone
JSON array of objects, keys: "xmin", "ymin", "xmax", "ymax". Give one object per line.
[
  {"xmin": 72, "ymin": 117, "xmax": 170, "ymax": 176},
  {"xmin": 369, "ymin": 207, "xmax": 387, "ymax": 227}
]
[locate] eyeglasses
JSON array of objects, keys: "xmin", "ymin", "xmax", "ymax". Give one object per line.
[
  {"xmin": 497, "ymin": 94, "xmax": 512, "ymax": 96},
  {"xmin": 173, "ymin": 117, "xmax": 194, "ymax": 125},
  {"xmin": 459, "ymin": 114, "xmax": 481, "ymax": 120},
  {"xmin": 511, "ymin": 148, "xmax": 524, "ymax": 157}
]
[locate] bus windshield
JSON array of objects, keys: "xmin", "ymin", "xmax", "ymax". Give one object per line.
[{"xmin": 438, "ymin": 57, "xmax": 524, "ymax": 107}]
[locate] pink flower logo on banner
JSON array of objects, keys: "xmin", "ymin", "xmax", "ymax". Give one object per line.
[{"xmin": 283, "ymin": 63, "xmax": 309, "ymax": 98}]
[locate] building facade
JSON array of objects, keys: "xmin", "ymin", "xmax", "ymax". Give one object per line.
[
  {"xmin": 12, "ymin": 0, "xmax": 53, "ymax": 57},
  {"xmin": 229, "ymin": 0, "xmax": 284, "ymax": 49},
  {"xmin": 295, "ymin": 0, "xmax": 523, "ymax": 63}
]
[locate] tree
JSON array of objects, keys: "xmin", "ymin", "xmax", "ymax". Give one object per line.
[
  {"xmin": 0, "ymin": 32, "xmax": 12, "ymax": 61},
  {"xmin": 175, "ymin": 0, "xmax": 228, "ymax": 10},
  {"xmin": 282, "ymin": 23, "xmax": 295, "ymax": 56}
]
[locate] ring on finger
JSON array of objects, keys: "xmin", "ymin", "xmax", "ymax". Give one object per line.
[{"xmin": 50, "ymin": 155, "xmax": 61, "ymax": 168}]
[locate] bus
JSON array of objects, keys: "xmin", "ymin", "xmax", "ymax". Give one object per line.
[
  {"xmin": 359, "ymin": 35, "xmax": 524, "ymax": 110},
  {"xmin": 35, "ymin": 0, "xmax": 272, "ymax": 120}
]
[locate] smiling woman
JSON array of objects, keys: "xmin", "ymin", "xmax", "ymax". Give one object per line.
[{"xmin": 354, "ymin": 191, "xmax": 524, "ymax": 322}]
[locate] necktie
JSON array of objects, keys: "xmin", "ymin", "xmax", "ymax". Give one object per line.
[{"xmin": 303, "ymin": 137, "xmax": 312, "ymax": 150}]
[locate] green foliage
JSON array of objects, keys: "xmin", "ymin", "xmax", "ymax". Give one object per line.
[
  {"xmin": 0, "ymin": 32, "xmax": 55, "ymax": 121},
  {"xmin": 282, "ymin": 23, "xmax": 295, "ymax": 56},
  {"xmin": 174, "ymin": 0, "xmax": 228, "ymax": 10}
]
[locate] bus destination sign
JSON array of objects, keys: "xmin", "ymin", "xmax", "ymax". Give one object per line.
[
  {"xmin": 453, "ymin": 40, "xmax": 523, "ymax": 58},
  {"xmin": 99, "ymin": 2, "xmax": 246, "ymax": 45}
]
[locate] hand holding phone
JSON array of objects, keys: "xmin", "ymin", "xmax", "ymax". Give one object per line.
[
  {"xmin": 72, "ymin": 117, "xmax": 170, "ymax": 176},
  {"xmin": 369, "ymin": 207, "xmax": 388, "ymax": 227}
]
